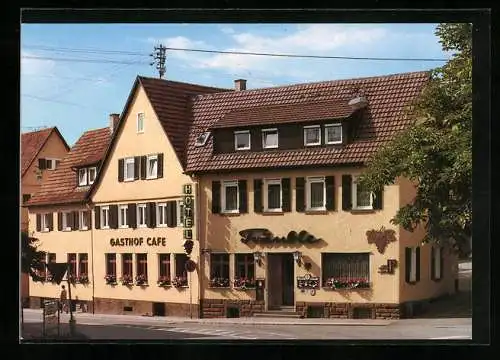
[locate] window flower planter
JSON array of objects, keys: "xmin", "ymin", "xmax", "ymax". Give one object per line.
[
  {"xmin": 157, "ymin": 276, "xmax": 171, "ymax": 287},
  {"xmin": 209, "ymin": 277, "xmax": 230, "ymax": 288},
  {"xmin": 233, "ymin": 277, "xmax": 256, "ymax": 290},
  {"xmin": 120, "ymin": 275, "xmax": 133, "ymax": 286},
  {"xmin": 68, "ymin": 275, "xmax": 77, "ymax": 285},
  {"xmin": 77, "ymin": 274, "xmax": 90, "ymax": 284},
  {"xmin": 104, "ymin": 275, "xmax": 117, "ymax": 285},
  {"xmin": 323, "ymin": 277, "xmax": 370, "ymax": 290},
  {"xmin": 46, "ymin": 274, "xmax": 55, "ymax": 283},
  {"xmin": 135, "ymin": 274, "xmax": 148, "ymax": 286},
  {"xmin": 172, "ymin": 276, "xmax": 188, "ymax": 288}
]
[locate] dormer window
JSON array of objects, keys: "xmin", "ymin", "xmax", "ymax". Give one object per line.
[
  {"xmin": 195, "ymin": 132, "xmax": 210, "ymax": 147},
  {"xmin": 88, "ymin": 167, "xmax": 97, "ymax": 184},
  {"xmin": 262, "ymin": 128, "xmax": 278, "ymax": 149},
  {"xmin": 234, "ymin": 130, "xmax": 251, "ymax": 151},
  {"xmin": 325, "ymin": 124, "xmax": 342, "ymax": 145},
  {"xmin": 78, "ymin": 168, "xmax": 88, "ymax": 186},
  {"xmin": 78, "ymin": 166, "xmax": 97, "ymax": 186},
  {"xmin": 304, "ymin": 125, "xmax": 321, "ymax": 146}
]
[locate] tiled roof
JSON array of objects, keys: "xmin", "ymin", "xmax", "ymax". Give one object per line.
[
  {"xmin": 185, "ymin": 71, "xmax": 429, "ymax": 172},
  {"xmin": 25, "ymin": 127, "xmax": 112, "ymax": 207},
  {"xmin": 211, "ymin": 100, "xmax": 354, "ymax": 129},
  {"xmin": 21, "ymin": 127, "xmax": 69, "ymax": 177},
  {"xmin": 138, "ymin": 77, "xmax": 231, "ymax": 166}
]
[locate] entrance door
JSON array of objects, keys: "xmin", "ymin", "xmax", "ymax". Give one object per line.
[
  {"xmin": 152, "ymin": 302, "xmax": 165, "ymax": 316},
  {"xmin": 267, "ymin": 253, "xmax": 294, "ymax": 309}
]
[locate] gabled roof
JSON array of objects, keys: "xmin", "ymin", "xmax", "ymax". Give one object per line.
[
  {"xmin": 185, "ymin": 71, "xmax": 430, "ymax": 173},
  {"xmin": 21, "ymin": 127, "xmax": 70, "ymax": 177},
  {"xmin": 25, "ymin": 127, "xmax": 111, "ymax": 207},
  {"xmin": 211, "ymin": 100, "xmax": 354, "ymax": 129}
]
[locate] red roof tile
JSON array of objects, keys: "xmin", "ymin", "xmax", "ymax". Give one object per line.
[
  {"xmin": 21, "ymin": 127, "xmax": 69, "ymax": 177},
  {"xmin": 185, "ymin": 71, "xmax": 430, "ymax": 172},
  {"xmin": 25, "ymin": 127, "xmax": 112, "ymax": 207},
  {"xmin": 138, "ymin": 77, "xmax": 231, "ymax": 166},
  {"xmin": 212, "ymin": 100, "xmax": 354, "ymax": 129}
]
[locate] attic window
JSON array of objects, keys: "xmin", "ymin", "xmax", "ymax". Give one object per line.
[{"xmin": 195, "ymin": 132, "xmax": 210, "ymax": 147}]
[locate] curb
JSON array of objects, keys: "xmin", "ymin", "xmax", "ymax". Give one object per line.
[{"xmin": 180, "ymin": 319, "xmax": 394, "ymax": 326}]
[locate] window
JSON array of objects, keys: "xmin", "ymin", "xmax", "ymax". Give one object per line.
[
  {"xmin": 68, "ymin": 253, "xmax": 77, "ymax": 277},
  {"xmin": 264, "ymin": 179, "xmax": 282, "ymax": 211},
  {"xmin": 431, "ymin": 247, "xmax": 443, "ymax": 280},
  {"xmin": 137, "ymin": 203, "xmax": 147, "ymax": 227},
  {"xmin": 159, "ymin": 254, "xmax": 171, "ymax": 279},
  {"xmin": 262, "ymin": 128, "xmax": 278, "ymax": 149},
  {"xmin": 210, "ymin": 253, "xmax": 230, "ymax": 286},
  {"xmin": 174, "ymin": 254, "xmax": 188, "ymax": 286},
  {"xmin": 118, "ymin": 205, "xmax": 128, "ymax": 228},
  {"xmin": 45, "ymin": 158, "xmax": 60, "ymax": 170},
  {"xmin": 235, "ymin": 254, "xmax": 255, "ymax": 281},
  {"xmin": 195, "ymin": 131, "xmax": 210, "ymax": 147},
  {"xmin": 157, "ymin": 203, "xmax": 168, "ymax": 227},
  {"xmin": 136, "ymin": 254, "xmax": 148, "ymax": 282},
  {"xmin": 88, "ymin": 167, "xmax": 97, "ymax": 184},
  {"xmin": 105, "ymin": 253, "xmax": 116, "ymax": 277},
  {"xmin": 78, "ymin": 253, "xmax": 88, "ymax": 277},
  {"xmin": 41, "ymin": 213, "xmax": 51, "ymax": 232},
  {"xmin": 78, "ymin": 168, "xmax": 88, "ymax": 186},
  {"xmin": 101, "ymin": 206, "xmax": 110, "ymax": 229},
  {"xmin": 124, "ymin": 157, "xmax": 135, "ymax": 181},
  {"xmin": 122, "ymin": 253, "xmax": 133, "ymax": 277},
  {"xmin": 406, "ymin": 247, "xmax": 420, "ymax": 283},
  {"xmin": 137, "ymin": 113, "xmax": 145, "ymax": 133},
  {"xmin": 79, "ymin": 211, "xmax": 88, "ymax": 230},
  {"xmin": 325, "ymin": 124, "xmax": 342, "ymax": 144},
  {"xmin": 352, "ymin": 176, "xmax": 373, "ymax": 210},
  {"xmin": 322, "ymin": 253, "xmax": 370, "ymax": 287},
  {"xmin": 234, "ymin": 130, "xmax": 251, "ymax": 151},
  {"xmin": 306, "ymin": 177, "xmax": 326, "ymax": 210},
  {"xmin": 146, "ymin": 154, "xmax": 158, "ymax": 179},
  {"xmin": 304, "ymin": 125, "xmax": 321, "ymax": 146},
  {"xmin": 177, "ymin": 200, "xmax": 184, "ymax": 227},
  {"xmin": 222, "ymin": 180, "xmax": 239, "ymax": 213},
  {"xmin": 61, "ymin": 212, "xmax": 71, "ymax": 231}
]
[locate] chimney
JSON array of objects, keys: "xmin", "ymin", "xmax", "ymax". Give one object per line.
[
  {"xmin": 234, "ymin": 79, "xmax": 247, "ymax": 91},
  {"xmin": 348, "ymin": 93, "xmax": 368, "ymax": 110},
  {"xmin": 109, "ymin": 113, "xmax": 120, "ymax": 134}
]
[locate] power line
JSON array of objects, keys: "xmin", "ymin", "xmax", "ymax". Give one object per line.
[
  {"xmin": 22, "ymin": 55, "xmax": 144, "ymax": 65},
  {"xmin": 22, "ymin": 93, "xmax": 102, "ymax": 109}
]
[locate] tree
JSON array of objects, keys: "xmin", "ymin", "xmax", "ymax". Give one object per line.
[
  {"xmin": 21, "ymin": 231, "xmax": 46, "ymax": 280},
  {"xmin": 358, "ymin": 23, "xmax": 472, "ymax": 256}
]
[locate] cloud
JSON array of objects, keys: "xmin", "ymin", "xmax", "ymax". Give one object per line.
[
  {"xmin": 21, "ymin": 50, "xmax": 56, "ymax": 76},
  {"xmin": 219, "ymin": 26, "xmax": 235, "ymax": 34}
]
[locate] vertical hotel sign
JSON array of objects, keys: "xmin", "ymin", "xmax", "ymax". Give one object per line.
[{"xmin": 183, "ymin": 184, "xmax": 194, "ymax": 241}]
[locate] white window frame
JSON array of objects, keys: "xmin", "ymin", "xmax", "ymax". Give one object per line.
[
  {"xmin": 177, "ymin": 200, "xmax": 184, "ymax": 227},
  {"xmin": 306, "ymin": 176, "xmax": 326, "ymax": 211},
  {"xmin": 101, "ymin": 206, "xmax": 110, "ymax": 229},
  {"xmin": 79, "ymin": 210, "xmax": 88, "ymax": 230},
  {"xmin": 261, "ymin": 128, "xmax": 279, "ymax": 149},
  {"xmin": 45, "ymin": 158, "xmax": 59, "ymax": 170},
  {"xmin": 88, "ymin": 167, "xmax": 97, "ymax": 185},
  {"xmin": 137, "ymin": 112, "xmax": 145, "ymax": 133},
  {"xmin": 304, "ymin": 125, "xmax": 321, "ymax": 146},
  {"xmin": 41, "ymin": 213, "xmax": 51, "ymax": 232},
  {"xmin": 124, "ymin": 157, "xmax": 135, "ymax": 181},
  {"xmin": 221, "ymin": 180, "xmax": 239, "ymax": 214},
  {"xmin": 409, "ymin": 247, "xmax": 417, "ymax": 282},
  {"xmin": 352, "ymin": 176, "xmax": 374, "ymax": 210},
  {"xmin": 78, "ymin": 168, "xmax": 88, "ymax": 186},
  {"xmin": 324, "ymin": 123, "xmax": 343, "ymax": 145},
  {"xmin": 146, "ymin": 154, "xmax": 158, "ymax": 179},
  {"xmin": 118, "ymin": 205, "xmax": 129, "ymax": 229},
  {"xmin": 157, "ymin": 203, "xmax": 168, "ymax": 227},
  {"xmin": 137, "ymin": 203, "xmax": 147, "ymax": 228},
  {"xmin": 263, "ymin": 178, "xmax": 282, "ymax": 212},
  {"xmin": 62, "ymin": 212, "xmax": 71, "ymax": 231},
  {"xmin": 433, "ymin": 247, "xmax": 442, "ymax": 280},
  {"xmin": 234, "ymin": 130, "xmax": 251, "ymax": 151}
]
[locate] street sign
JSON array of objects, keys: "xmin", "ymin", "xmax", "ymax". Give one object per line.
[{"xmin": 42, "ymin": 299, "xmax": 60, "ymax": 337}]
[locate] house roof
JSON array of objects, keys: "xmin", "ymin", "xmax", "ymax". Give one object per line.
[
  {"xmin": 185, "ymin": 71, "xmax": 430, "ymax": 173},
  {"xmin": 25, "ymin": 127, "xmax": 112, "ymax": 207},
  {"xmin": 211, "ymin": 100, "xmax": 355, "ymax": 129},
  {"xmin": 21, "ymin": 127, "xmax": 70, "ymax": 177}
]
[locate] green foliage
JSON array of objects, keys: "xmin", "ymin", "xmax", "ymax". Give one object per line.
[
  {"xmin": 21, "ymin": 231, "xmax": 46, "ymax": 279},
  {"xmin": 358, "ymin": 23, "xmax": 472, "ymax": 255}
]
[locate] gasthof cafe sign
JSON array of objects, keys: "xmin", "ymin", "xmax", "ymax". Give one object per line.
[
  {"xmin": 183, "ymin": 184, "xmax": 194, "ymax": 240},
  {"xmin": 110, "ymin": 237, "xmax": 166, "ymax": 246}
]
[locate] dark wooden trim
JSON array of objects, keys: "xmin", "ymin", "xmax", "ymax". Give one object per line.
[
  {"xmin": 118, "ymin": 159, "xmax": 124, "ymax": 182},
  {"xmin": 157, "ymin": 153, "xmax": 164, "ymax": 178},
  {"xmin": 211, "ymin": 181, "xmax": 221, "ymax": 214},
  {"xmin": 295, "ymin": 177, "xmax": 305, "ymax": 212}
]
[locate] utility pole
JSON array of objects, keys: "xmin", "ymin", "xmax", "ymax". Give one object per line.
[{"xmin": 150, "ymin": 44, "xmax": 167, "ymax": 79}]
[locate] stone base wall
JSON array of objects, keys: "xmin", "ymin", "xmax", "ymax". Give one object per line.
[
  {"xmin": 201, "ymin": 299, "xmax": 265, "ymax": 318},
  {"xmin": 93, "ymin": 298, "xmax": 199, "ymax": 318},
  {"xmin": 296, "ymin": 302, "xmax": 401, "ymax": 319},
  {"xmin": 29, "ymin": 296, "xmax": 93, "ymax": 313}
]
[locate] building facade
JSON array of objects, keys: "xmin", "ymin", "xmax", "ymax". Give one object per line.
[{"xmin": 21, "ymin": 127, "xmax": 69, "ymax": 303}]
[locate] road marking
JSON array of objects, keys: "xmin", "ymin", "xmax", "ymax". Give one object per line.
[{"xmin": 431, "ymin": 335, "xmax": 471, "ymax": 340}]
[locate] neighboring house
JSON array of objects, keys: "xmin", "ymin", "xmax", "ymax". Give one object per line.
[
  {"xmin": 185, "ymin": 73, "xmax": 457, "ymax": 319},
  {"xmin": 25, "ymin": 125, "xmax": 112, "ymax": 311},
  {"xmin": 21, "ymin": 127, "xmax": 69, "ymax": 305}
]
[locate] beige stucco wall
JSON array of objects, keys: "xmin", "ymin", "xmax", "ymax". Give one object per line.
[
  {"xmin": 199, "ymin": 168, "xmax": 403, "ymax": 305},
  {"xmin": 91, "ymin": 84, "xmax": 199, "ymax": 305},
  {"xmin": 28, "ymin": 204, "xmax": 94, "ymax": 302},
  {"xmin": 397, "ymin": 177, "xmax": 457, "ymax": 303},
  {"xmin": 21, "ymin": 131, "xmax": 69, "ymax": 232}
]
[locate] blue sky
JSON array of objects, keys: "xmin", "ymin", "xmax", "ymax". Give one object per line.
[{"xmin": 21, "ymin": 23, "xmax": 450, "ymax": 146}]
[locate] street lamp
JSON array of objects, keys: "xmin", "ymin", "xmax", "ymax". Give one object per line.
[{"xmin": 253, "ymin": 251, "xmax": 263, "ymax": 266}]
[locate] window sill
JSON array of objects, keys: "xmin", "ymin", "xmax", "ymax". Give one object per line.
[
  {"xmin": 406, "ymin": 281, "xmax": 419, "ymax": 285},
  {"xmin": 124, "ymin": 178, "xmax": 135, "ymax": 182},
  {"xmin": 157, "ymin": 224, "xmax": 168, "ymax": 228},
  {"xmin": 432, "ymin": 278, "xmax": 443, "ymax": 282},
  {"xmin": 220, "ymin": 212, "xmax": 240, "ymax": 217},
  {"xmin": 119, "ymin": 226, "xmax": 130, "ymax": 229},
  {"xmin": 234, "ymin": 287, "xmax": 256, "ymax": 291},
  {"xmin": 208, "ymin": 286, "xmax": 231, "ymax": 289},
  {"xmin": 323, "ymin": 287, "xmax": 372, "ymax": 291},
  {"xmin": 62, "ymin": 228, "xmax": 72, "ymax": 232},
  {"xmin": 135, "ymin": 283, "xmax": 149, "ymax": 287},
  {"xmin": 102, "ymin": 226, "xmax": 110, "ymax": 230},
  {"xmin": 350, "ymin": 209, "xmax": 375, "ymax": 214},
  {"xmin": 138, "ymin": 225, "xmax": 148, "ymax": 228},
  {"xmin": 145, "ymin": 176, "xmax": 158, "ymax": 180},
  {"xmin": 173, "ymin": 285, "xmax": 189, "ymax": 289},
  {"xmin": 79, "ymin": 228, "xmax": 89, "ymax": 231},
  {"xmin": 304, "ymin": 143, "xmax": 321, "ymax": 147},
  {"xmin": 235, "ymin": 148, "xmax": 251, "ymax": 151},
  {"xmin": 305, "ymin": 210, "xmax": 329, "ymax": 215},
  {"xmin": 262, "ymin": 211, "xmax": 284, "ymax": 216}
]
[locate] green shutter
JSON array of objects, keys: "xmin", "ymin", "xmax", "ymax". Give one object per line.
[
  {"xmin": 342, "ymin": 175, "xmax": 352, "ymax": 211},
  {"xmin": 373, "ymin": 187, "xmax": 383, "ymax": 210},
  {"xmin": 281, "ymin": 178, "xmax": 291, "ymax": 212},
  {"xmin": 212, "ymin": 181, "xmax": 221, "ymax": 214},
  {"xmin": 238, "ymin": 180, "xmax": 248, "ymax": 213},
  {"xmin": 325, "ymin": 176, "xmax": 335, "ymax": 211},
  {"xmin": 415, "ymin": 247, "xmax": 421, "ymax": 282},
  {"xmin": 128, "ymin": 203, "xmax": 137, "ymax": 229},
  {"xmin": 430, "ymin": 246, "xmax": 436, "ymax": 280},
  {"xmin": 157, "ymin": 153, "xmax": 164, "ymax": 178},
  {"xmin": 405, "ymin": 247, "xmax": 411, "ymax": 283},
  {"xmin": 254, "ymin": 179, "xmax": 263, "ymax": 213},
  {"xmin": 94, "ymin": 206, "xmax": 100, "ymax": 229},
  {"xmin": 295, "ymin": 177, "xmax": 305, "ymax": 212},
  {"xmin": 118, "ymin": 159, "xmax": 124, "ymax": 182}
]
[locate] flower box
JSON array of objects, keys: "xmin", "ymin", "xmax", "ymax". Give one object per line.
[
  {"xmin": 46, "ymin": 274, "xmax": 55, "ymax": 283},
  {"xmin": 172, "ymin": 276, "xmax": 188, "ymax": 288},
  {"xmin": 120, "ymin": 275, "xmax": 133, "ymax": 286},
  {"xmin": 135, "ymin": 274, "xmax": 148, "ymax": 286},
  {"xmin": 104, "ymin": 274, "xmax": 117, "ymax": 285},
  {"xmin": 323, "ymin": 277, "xmax": 371, "ymax": 290},
  {"xmin": 209, "ymin": 277, "xmax": 230, "ymax": 288},
  {"xmin": 78, "ymin": 274, "xmax": 90, "ymax": 284},
  {"xmin": 68, "ymin": 275, "xmax": 77, "ymax": 285},
  {"xmin": 157, "ymin": 276, "xmax": 172, "ymax": 287},
  {"xmin": 233, "ymin": 277, "xmax": 256, "ymax": 289}
]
